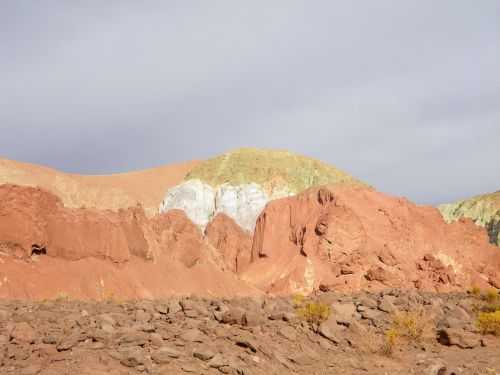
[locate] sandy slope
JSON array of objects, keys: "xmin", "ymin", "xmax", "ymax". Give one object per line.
[{"xmin": 0, "ymin": 157, "xmax": 198, "ymax": 216}]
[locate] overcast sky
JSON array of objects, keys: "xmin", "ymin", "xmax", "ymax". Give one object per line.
[{"xmin": 1, "ymin": 1, "xmax": 498, "ymax": 205}]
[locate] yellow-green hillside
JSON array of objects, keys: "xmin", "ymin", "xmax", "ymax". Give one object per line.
[
  {"xmin": 439, "ymin": 191, "xmax": 500, "ymax": 246},
  {"xmin": 185, "ymin": 148, "xmax": 363, "ymax": 195}
]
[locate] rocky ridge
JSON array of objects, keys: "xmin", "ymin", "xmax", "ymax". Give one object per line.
[{"xmin": 439, "ymin": 191, "xmax": 500, "ymax": 246}]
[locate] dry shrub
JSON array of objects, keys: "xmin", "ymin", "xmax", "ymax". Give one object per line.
[
  {"xmin": 469, "ymin": 286, "xmax": 481, "ymax": 297},
  {"xmin": 381, "ymin": 307, "xmax": 434, "ymax": 356},
  {"xmin": 381, "ymin": 328, "xmax": 399, "ymax": 356},
  {"xmin": 292, "ymin": 293, "xmax": 306, "ymax": 307},
  {"xmin": 477, "ymin": 311, "xmax": 500, "ymax": 336},
  {"xmin": 295, "ymin": 300, "xmax": 331, "ymax": 327},
  {"xmin": 483, "ymin": 289, "xmax": 499, "ymax": 304},
  {"xmin": 391, "ymin": 308, "xmax": 433, "ymax": 341},
  {"xmin": 54, "ymin": 291, "xmax": 70, "ymax": 302}
]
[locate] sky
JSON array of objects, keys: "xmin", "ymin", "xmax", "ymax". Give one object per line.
[{"xmin": 0, "ymin": 1, "xmax": 499, "ymax": 205}]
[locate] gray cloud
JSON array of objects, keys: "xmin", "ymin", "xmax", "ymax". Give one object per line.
[{"xmin": 1, "ymin": 1, "xmax": 499, "ymax": 205}]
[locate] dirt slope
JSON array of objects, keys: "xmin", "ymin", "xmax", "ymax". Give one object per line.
[{"xmin": 0, "ymin": 157, "xmax": 198, "ymax": 216}]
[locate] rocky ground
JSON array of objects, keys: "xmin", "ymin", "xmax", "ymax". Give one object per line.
[{"xmin": 1, "ymin": 290, "xmax": 499, "ymax": 375}]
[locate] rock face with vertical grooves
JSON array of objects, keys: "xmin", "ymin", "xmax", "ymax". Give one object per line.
[
  {"xmin": 439, "ymin": 191, "xmax": 500, "ymax": 246},
  {"xmin": 241, "ymin": 185, "xmax": 500, "ymax": 294}
]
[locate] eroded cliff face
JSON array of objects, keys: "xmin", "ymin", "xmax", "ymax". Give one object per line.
[
  {"xmin": 439, "ymin": 191, "xmax": 500, "ymax": 246},
  {"xmin": 1, "ymin": 180, "xmax": 499, "ymax": 299},
  {"xmin": 0, "ymin": 184, "xmax": 258, "ymax": 299},
  {"xmin": 241, "ymin": 186, "xmax": 500, "ymax": 295},
  {"xmin": 1, "ymin": 183, "xmax": 499, "ymax": 300}
]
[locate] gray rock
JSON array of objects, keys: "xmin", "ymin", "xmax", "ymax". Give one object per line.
[
  {"xmin": 360, "ymin": 308, "xmax": 382, "ymax": 322},
  {"xmin": 151, "ymin": 346, "xmax": 182, "ymax": 364},
  {"xmin": 331, "ymin": 302, "xmax": 357, "ymax": 325},
  {"xmin": 425, "ymin": 359, "xmax": 447, "ymax": 375},
  {"xmin": 193, "ymin": 347, "xmax": 215, "ymax": 361},
  {"xmin": 208, "ymin": 353, "xmax": 228, "ymax": 368},
  {"xmin": 378, "ymin": 295, "xmax": 397, "ymax": 313},
  {"xmin": 119, "ymin": 347, "xmax": 146, "ymax": 367},
  {"xmin": 438, "ymin": 328, "xmax": 481, "ymax": 349},
  {"xmin": 234, "ymin": 334, "xmax": 258, "ymax": 352},
  {"xmin": 117, "ymin": 329, "xmax": 149, "ymax": 347},
  {"xmin": 180, "ymin": 328, "xmax": 204, "ymax": 343},
  {"xmin": 220, "ymin": 307, "xmax": 246, "ymax": 325},
  {"xmin": 318, "ymin": 317, "xmax": 341, "ymax": 344},
  {"xmin": 56, "ymin": 333, "xmax": 81, "ymax": 351}
]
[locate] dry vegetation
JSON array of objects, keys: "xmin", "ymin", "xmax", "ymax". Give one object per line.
[
  {"xmin": 381, "ymin": 307, "xmax": 434, "ymax": 356},
  {"xmin": 293, "ymin": 293, "xmax": 331, "ymax": 329}
]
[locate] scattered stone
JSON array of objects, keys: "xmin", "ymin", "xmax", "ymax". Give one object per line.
[
  {"xmin": 234, "ymin": 335, "xmax": 258, "ymax": 353},
  {"xmin": 318, "ymin": 317, "xmax": 341, "ymax": 344},
  {"xmin": 208, "ymin": 353, "xmax": 227, "ymax": 368},
  {"xmin": 378, "ymin": 295, "xmax": 397, "ymax": 313},
  {"xmin": 193, "ymin": 347, "xmax": 215, "ymax": 361},
  {"xmin": 119, "ymin": 347, "xmax": 146, "ymax": 367},
  {"xmin": 331, "ymin": 302, "xmax": 357, "ymax": 325},
  {"xmin": 180, "ymin": 328, "xmax": 204, "ymax": 343},
  {"xmin": 56, "ymin": 333, "xmax": 81, "ymax": 351},
  {"xmin": 220, "ymin": 307, "xmax": 246, "ymax": 325},
  {"xmin": 10, "ymin": 322, "xmax": 36, "ymax": 344},
  {"xmin": 438, "ymin": 329, "xmax": 481, "ymax": 349}
]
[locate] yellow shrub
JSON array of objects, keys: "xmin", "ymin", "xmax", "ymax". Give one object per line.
[
  {"xmin": 477, "ymin": 311, "xmax": 500, "ymax": 335},
  {"xmin": 470, "ymin": 286, "xmax": 481, "ymax": 297},
  {"xmin": 292, "ymin": 293, "xmax": 306, "ymax": 307},
  {"xmin": 296, "ymin": 301, "xmax": 331, "ymax": 326},
  {"xmin": 391, "ymin": 309, "xmax": 432, "ymax": 342},
  {"xmin": 381, "ymin": 328, "xmax": 399, "ymax": 356},
  {"xmin": 54, "ymin": 292, "xmax": 70, "ymax": 302},
  {"xmin": 484, "ymin": 289, "xmax": 499, "ymax": 304}
]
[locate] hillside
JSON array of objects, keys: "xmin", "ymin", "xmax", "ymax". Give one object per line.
[
  {"xmin": 0, "ymin": 157, "xmax": 198, "ymax": 216},
  {"xmin": 185, "ymin": 147, "xmax": 363, "ymax": 195},
  {"xmin": 161, "ymin": 148, "xmax": 364, "ymax": 231},
  {"xmin": 439, "ymin": 191, "xmax": 500, "ymax": 246}
]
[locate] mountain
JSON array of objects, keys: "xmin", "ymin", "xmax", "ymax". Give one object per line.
[
  {"xmin": 185, "ymin": 147, "xmax": 362, "ymax": 193},
  {"xmin": 160, "ymin": 148, "xmax": 363, "ymax": 231},
  {"xmin": 439, "ymin": 191, "xmax": 500, "ymax": 246},
  {"xmin": 0, "ymin": 149, "xmax": 499, "ymax": 299}
]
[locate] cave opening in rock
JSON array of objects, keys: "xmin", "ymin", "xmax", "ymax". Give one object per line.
[{"xmin": 31, "ymin": 244, "xmax": 47, "ymax": 256}]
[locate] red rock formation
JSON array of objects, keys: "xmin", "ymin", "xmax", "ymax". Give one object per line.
[
  {"xmin": 205, "ymin": 213, "xmax": 252, "ymax": 273},
  {"xmin": 1, "ymin": 183, "xmax": 499, "ymax": 300},
  {"xmin": 242, "ymin": 185, "xmax": 500, "ymax": 294},
  {"xmin": 0, "ymin": 184, "xmax": 258, "ymax": 299}
]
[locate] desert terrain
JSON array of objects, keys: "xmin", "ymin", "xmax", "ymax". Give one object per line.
[{"xmin": 0, "ymin": 149, "xmax": 498, "ymax": 374}]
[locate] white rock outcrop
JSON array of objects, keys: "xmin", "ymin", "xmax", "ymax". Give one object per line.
[
  {"xmin": 159, "ymin": 179, "xmax": 290, "ymax": 232},
  {"xmin": 159, "ymin": 179, "xmax": 215, "ymax": 229},
  {"xmin": 214, "ymin": 183, "xmax": 269, "ymax": 232}
]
